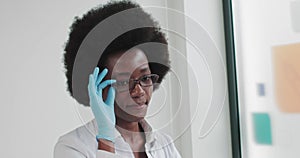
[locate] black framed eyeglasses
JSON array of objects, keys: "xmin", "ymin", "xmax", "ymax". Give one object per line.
[{"xmin": 112, "ymin": 74, "xmax": 159, "ymax": 92}]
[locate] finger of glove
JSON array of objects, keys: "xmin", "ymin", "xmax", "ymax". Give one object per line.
[
  {"xmin": 97, "ymin": 80, "xmax": 115, "ymax": 105},
  {"xmin": 88, "ymin": 74, "xmax": 97, "ymax": 95},
  {"xmin": 98, "ymin": 79, "xmax": 116, "ymax": 91},
  {"xmin": 105, "ymin": 86, "xmax": 115, "ymax": 106},
  {"xmin": 96, "ymin": 68, "xmax": 108, "ymax": 86},
  {"xmin": 93, "ymin": 67, "xmax": 100, "ymax": 85}
]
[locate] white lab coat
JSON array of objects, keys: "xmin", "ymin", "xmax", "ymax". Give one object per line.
[{"xmin": 54, "ymin": 119, "xmax": 181, "ymax": 158}]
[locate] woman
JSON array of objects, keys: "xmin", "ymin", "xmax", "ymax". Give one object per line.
[{"xmin": 54, "ymin": 1, "xmax": 181, "ymax": 157}]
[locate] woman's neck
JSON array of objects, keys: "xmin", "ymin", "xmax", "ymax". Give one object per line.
[{"xmin": 115, "ymin": 118, "xmax": 144, "ymax": 142}]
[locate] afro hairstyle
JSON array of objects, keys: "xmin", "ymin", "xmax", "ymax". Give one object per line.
[{"xmin": 63, "ymin": 0, "xmax": 170, "ymax": 106}]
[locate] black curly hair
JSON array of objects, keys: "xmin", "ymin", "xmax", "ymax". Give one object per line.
[{"xmin": 64, "ymin": 0, "xmax": 170, "ymax": 106}]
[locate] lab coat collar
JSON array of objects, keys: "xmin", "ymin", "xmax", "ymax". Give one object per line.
[{"xmin": 92, "ymin": 119, "xmax": 156, "ymax": 145}]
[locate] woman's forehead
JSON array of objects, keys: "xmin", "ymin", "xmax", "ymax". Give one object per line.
[
  {"xmin": 112, "ymin": 63, "xmax": 150, "ymax": 77},
  {"xmin": 105, "ymin": 48, "xmax": 150, "ymax": 75}
]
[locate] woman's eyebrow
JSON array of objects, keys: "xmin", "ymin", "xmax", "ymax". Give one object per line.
[
  {"xmin": 113, "ymin": 65, "xmax": 150, "ymax": 77},
  {"xmin": 140, "ymin": 67, "xmax": 149, "ymax": 73}
]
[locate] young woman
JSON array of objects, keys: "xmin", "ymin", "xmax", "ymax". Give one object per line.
[{"xmin": 54, "ymin": 1, "xmax": 181, "ymax": 157}]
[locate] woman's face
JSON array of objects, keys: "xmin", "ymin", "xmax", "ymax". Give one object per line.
[{"xmin": 104, "ymin": 48, "xmax": 153, "ymax": 122}]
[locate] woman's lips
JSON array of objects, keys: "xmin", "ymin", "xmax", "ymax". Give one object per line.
[{"xmin": 127, "ymin": 103, "xmax": 147, "ymax": 110}]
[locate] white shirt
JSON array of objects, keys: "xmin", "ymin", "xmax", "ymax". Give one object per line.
[{"xmin": 54, "ymin": 119, "xmax": 181, "ymax": 158}]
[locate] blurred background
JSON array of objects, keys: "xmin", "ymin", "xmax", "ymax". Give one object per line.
[{"xmin": 231, "ymin": 0, "xmax": 300, "ymax": 157}]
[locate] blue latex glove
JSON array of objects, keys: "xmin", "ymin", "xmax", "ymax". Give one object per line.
[{"xmin": 88, "ymin": 67, "xmax": 116, "ymax": 142}]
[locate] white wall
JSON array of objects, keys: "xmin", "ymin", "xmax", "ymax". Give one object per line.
[
  {"xmin": 0, "ymin": 0, "xmax": 232, "ymax": 157},
  {"xmin": 0, "ymin": 1, "xmax": 112, "ymax": 157},
  {"xmin": 183, "ymin": 0, "xmax": 232, "ymax": 157}
]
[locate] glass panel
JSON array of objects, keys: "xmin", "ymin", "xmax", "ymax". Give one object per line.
[{"xmin": 224, "ymin": 0, "xmax": 300, "ymax": 157}]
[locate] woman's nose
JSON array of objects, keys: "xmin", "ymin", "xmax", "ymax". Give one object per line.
[{"xmin": 130, "ymin": 83, "xmax": 145, "ymax": 97}]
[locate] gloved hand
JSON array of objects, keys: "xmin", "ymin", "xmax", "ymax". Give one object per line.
[{"xmin": 88, "ymin": 67, "xmax": 116, "ymax": 142}]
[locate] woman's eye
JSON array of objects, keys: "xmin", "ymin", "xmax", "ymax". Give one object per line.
[{"xmin": 141, "ymin": 76, "xmax": 151, "ymax": 82}]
